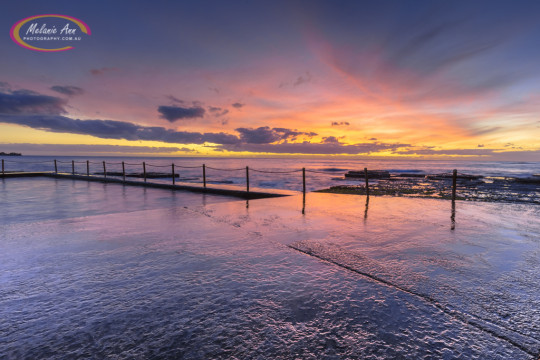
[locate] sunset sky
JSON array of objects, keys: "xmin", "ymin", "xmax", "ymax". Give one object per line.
[{"xmin": 1, "ymin": 0, "xmax": 540, "ymax": 159}]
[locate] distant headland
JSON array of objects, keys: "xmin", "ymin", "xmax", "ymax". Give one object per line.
[{"xmin": 0, "ymin": 152, "xmax": 22, "ymax": 156}]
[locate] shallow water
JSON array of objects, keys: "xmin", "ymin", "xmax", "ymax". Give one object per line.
[
  {"xmin": 1, "ymin": 178, "xmax": 539, "ymax": 359},
  {"xmin": 0, "ymin": 178, "xmax": 233, "ymax": 224}
]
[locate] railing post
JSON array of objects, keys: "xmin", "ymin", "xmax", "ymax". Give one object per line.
[
  {"xmin": 302, "ymin": 167, "xmax": 306, "ymax": 195},
  {"xmin": 364, "ymin": 167, "xmax": 370, "ymax": 196},
  {"xmin": 54, "ymin": 159, "xmax": 57, "ymax": 174},
  {"xmin": 143, "ymin": 162, "xmax": 147, "ymax": 182},
  {"xmin": 103, "ymin": 161, "xmax": 107, "ymax": 178},
  {"xmin": 71, "ymin": 160, "xmax": 75, "ymax": 175},
  {"xmin": 172, "ymin": 163, "xmax": 175, "ymax": 185},
  {"xmin": 1, "ymin": 159, "xmax": 4, "ymax": 175},
  {"xmin": 122, "ymin": 161, "xmax": 126, "ymax": 182},
  {"xmin": 86, "ymin": 160, "xmax": 90, "ymax": 176},
  {"xmin": 452, "ymin": 169, "xmax": 457, "ymax": 201},
  {"xmin": 246, "ymin": 166, "xmax": 250, "ymax": 193},
  {"xmin": 203, "ymin": 164, "xmax": 206, "ymax": 188}
]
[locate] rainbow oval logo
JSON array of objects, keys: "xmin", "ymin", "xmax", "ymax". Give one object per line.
[{"xmin": 10, "ymin": 14, "xmax": 91, "ymax": 52}]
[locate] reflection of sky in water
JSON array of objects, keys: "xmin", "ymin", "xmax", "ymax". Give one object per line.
[
  {"xmin": 1, "ymin": 179, "xmax": 538, "ymax": 358},
  {"xmin": 0, "ymin": 178, "xmax": 233, "ymax": 224}
]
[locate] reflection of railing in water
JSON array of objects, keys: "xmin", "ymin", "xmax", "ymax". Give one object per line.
[{"xmin": 0, "ymin": 158, "xmax": 461, "ymax": 200}]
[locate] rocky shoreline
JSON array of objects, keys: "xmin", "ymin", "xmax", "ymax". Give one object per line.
[{"xmin": 317, "ymin": 173, "xmax": 540, "ymax": 204}]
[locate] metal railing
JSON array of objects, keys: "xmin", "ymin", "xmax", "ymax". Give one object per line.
[{"xmin": 0, "ymin": 157, "xmax": 462, "ymax": 200}]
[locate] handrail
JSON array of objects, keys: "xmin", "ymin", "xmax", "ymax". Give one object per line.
[{"xmin": 0, "ymin": 157, "xmax": 462, "ymax": 198}]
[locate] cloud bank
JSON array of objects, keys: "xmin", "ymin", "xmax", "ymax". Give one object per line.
[
  {"xmin": 0, "ymin": 114, "xmax": 410, "ymax": 155},
  {"xmin": 0, "ymin": 143, "xmax": 188, "ymax": 154},
  {"xmin": 236, "ymin": 126, "xmax": 317, "ymax": 144},
  {"xmin": 0, "ymin": 114, "xmax": 239, "ymax": 145},
  {"xmin": 0, "ymin": 89, "xmax": 66, "ymax": 115},
  {"xmin": 158, "ymin": 105, "xmax": 206, "ymax": 122}
]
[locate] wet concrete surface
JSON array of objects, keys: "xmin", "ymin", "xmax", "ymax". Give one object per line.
[{"xmin": 1, "ymin": 178, "xmax": 539, "ymax": 359}]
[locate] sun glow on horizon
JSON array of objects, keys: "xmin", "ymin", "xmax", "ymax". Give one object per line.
[{"xmin": 1, "ymin": 1, "xmax": 540, "ymax": 160}]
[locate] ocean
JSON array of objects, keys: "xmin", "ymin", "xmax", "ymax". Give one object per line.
[{"xmin": 2, "ymin": 155, "xmax": 539, "ymax": 192}]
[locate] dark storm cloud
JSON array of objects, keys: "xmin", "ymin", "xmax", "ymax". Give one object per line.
[
  {"xmin": 0, "ymin": 114, "xmax": 240, "ymax": 145},
  {"xmin": 235, "ymin": 126, "xmax": 317, "ymax": 144},
  {"xmin": 158, "ymin": 105, "xmax": 206, "ymax": 122},
  {"xmin": 50, "ymin": 86, "xmax": 85, "ymax": 96},
  {"xmin": 0, "ymin": 90, "xmax": 66, "ymax": 115}
]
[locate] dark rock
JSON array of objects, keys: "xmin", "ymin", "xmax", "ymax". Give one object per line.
[{"xmin": 345, "ymin": 170, "xmax": 390, "ymax": 179}]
